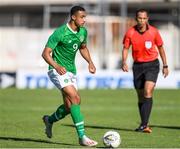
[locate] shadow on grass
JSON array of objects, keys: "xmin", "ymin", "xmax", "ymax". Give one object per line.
[
  {"xmin": 150, "ymin": 125, "xmax": 180, "ymax": 130},
  {"xmin": 0, "ymin": 136, "xmax": 77, "ymax": 146},
  {"xmin": 62, "ymin": 124, "xmax": 134, "ymax": 132}
]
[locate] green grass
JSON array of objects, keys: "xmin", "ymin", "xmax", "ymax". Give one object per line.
[{"xmin": 0, "ymin": 88, "xmax": 180, "ymax": 148}]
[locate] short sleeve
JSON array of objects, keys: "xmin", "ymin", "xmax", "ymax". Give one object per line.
[
  {"xmin": 45, "ymin": 28, "xmax": 62, "ymax": 50},
  {"xmin": 82, "ymin": 28, "xmax": 87, "ymax": 44},
  {"xmin": 123, "ymin": 31, "xmax": 131, "ymax": 49},
  {"xmin": 155, "ymin": 30, "xmax": 163, "ymax": 47}
]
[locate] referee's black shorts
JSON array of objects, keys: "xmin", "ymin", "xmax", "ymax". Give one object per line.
[{"xmin": 132, "ymin": 59, "xmax": 160, "ymax": 89}]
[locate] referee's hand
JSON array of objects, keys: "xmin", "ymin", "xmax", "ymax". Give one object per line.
[
  {"xmin": 122, "ymin": 63, "xmax": 129, "ymax": 72},
  {"xmin": 162, "ymin": 67, "xmax": 169, "ymax": 78}
]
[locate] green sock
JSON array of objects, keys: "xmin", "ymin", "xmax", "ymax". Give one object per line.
[
  {"xmin": 48, "ymin": 104, "xmax": 69, "ymax": 124},
  {"xmin": 70, "ymin": 104, "xmax": 85, "ymax": 139}
]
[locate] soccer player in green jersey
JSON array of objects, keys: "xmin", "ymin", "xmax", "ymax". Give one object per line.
[{"xmin": 42, "ymin": 6, "xmax": 98, "ymax": 147}]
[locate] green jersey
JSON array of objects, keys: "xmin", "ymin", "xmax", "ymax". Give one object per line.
[{"xmin": 46, "ymin": 23, "xmax": 87, "ymax": 74}]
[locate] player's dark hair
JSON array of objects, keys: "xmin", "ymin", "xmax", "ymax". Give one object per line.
[
  {"xmin": 135, "ymin": 9, "xmax": 149, "ymax": 17},
  {"xmin": 70, "ymin": 5, "xmax": 85, "ymax": 16}
]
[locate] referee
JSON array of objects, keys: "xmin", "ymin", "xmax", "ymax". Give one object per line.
[{"xmin": 122, "ymin": 9, "xmax": 169, "ymax": 133}]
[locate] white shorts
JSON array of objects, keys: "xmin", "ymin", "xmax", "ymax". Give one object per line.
[{"xmin": 48, "ymin": 69, "xmax": 77, "ymax": 90}]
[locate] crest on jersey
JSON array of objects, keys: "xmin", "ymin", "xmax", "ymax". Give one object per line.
[
  {"xmin": 80, "ymin": 36, "xmax": 84, "ymax": 42},
  {"xmin": 145, "ymin": 41, "xmax": 152, "ymax": 49}
]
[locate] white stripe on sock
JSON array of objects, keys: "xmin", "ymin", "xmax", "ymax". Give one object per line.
[
  {"xmin": 78, "ymin": 129, "xmax": 85, "ymax": 132},
  {"xmin": 75, "ymin": 121, "xmax": 84, "ymax": 126},
  {"xmin": 55, "ymin": 112, "xmax": 59, "ymax": 120}
]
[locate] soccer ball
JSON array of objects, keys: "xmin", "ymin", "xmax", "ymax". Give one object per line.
[{"xmin": 103, "ymin": 131, "xmax": 121, "ymax": 148}]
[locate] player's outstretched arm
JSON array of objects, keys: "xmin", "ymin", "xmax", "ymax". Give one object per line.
[
  {"xmin": 42, "ymin": 47, "xmax": 66, "ymax": 75},
  {"xmin": 79, "ymin": 44, "xmax": 96, "ymax": 74}
]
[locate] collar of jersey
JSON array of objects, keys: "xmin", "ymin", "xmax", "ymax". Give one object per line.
[
  {"xmin": 135, "ymin": 24, "xmax": 149, "ymax": 34},
  {"xmin": 67, "ymin": 23, "xmax": 77, "ymax": 34}
]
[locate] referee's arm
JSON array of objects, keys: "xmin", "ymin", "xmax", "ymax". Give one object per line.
[
  {"xmin": 157, "ymin": 46, "xmax": 169, "ymax": 78},
  {"xmin": 121, "ymin": 47, "xmax": 129, "ymax": 72}
]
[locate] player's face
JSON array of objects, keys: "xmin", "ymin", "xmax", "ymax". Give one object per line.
[
  {"xmin": 136, "ymin": 12, "xmax": 149, "ymax": 27},
  {"xmin": 72, "ymin": 11, "xmax": 86, "ymax": 27}
]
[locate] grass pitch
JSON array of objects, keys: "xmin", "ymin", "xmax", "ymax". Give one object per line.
[{"xmin": 0, "ymin": 88, "xmax": 180, "ymax": 148}]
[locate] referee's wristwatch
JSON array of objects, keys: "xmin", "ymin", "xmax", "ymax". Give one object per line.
[{"xmin": 163, "ymin": 65, "xmax": 168, "ymax": 69}]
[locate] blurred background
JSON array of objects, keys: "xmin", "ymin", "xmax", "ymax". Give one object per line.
[{"xmin": 0, "ymin": 0, "xmax": 180, "ymax": 89}]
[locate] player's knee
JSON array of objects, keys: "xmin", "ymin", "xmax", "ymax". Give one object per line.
[
  {"xmin": 70, "ymin": 94, "xmax": 80, "ymax": 104},
  {"xmin": 144, "ymin": 89, "xmax": 153, "ymax": 97},
  {"xmin": 74, "ymin": 94, "xmax": 80, "ymax": 104}
]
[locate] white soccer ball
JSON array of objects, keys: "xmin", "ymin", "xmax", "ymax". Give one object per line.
[{"xmin": 103, "ymin": 131, "xmax": 121, "ymax": 148}]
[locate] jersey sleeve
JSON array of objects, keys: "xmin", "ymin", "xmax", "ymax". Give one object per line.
[
  {"xmin": 82, "ymin": 28, "xmax": 87, "ymax": 45},
  {"xmin": 123, "ymin": 30, "xmax": 131, "ymax": 49},
  {"xmin": 45, "ymin": 27, "xmax": 62, "ymax": 50},
  {"xmin": 155, "ymin": 29, "xmax": 163, "ymax": 47}
]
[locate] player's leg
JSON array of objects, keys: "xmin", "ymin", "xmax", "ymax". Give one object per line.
[
  {"xmin": 136, "ymin": 89, "xmax": 144, "ymax": 124},
  {"xmin": 142, "ymin": 81, "xmax": 155, "ymax": 125},
  {"xmin": 62, "ymin": 86, "xmax": 98, "ymax": 146},
  {"xmin": 133, "ymin": 62, "xmax": 148, "ymax": 131},
  {"xmin": 42, "ymin": 69, "xmax": 70, "ymax": 138},
  {"xmin": 135, "ymin": 88, "xmax": 152, "ymax": 132},
  {"xmin": 48, "ymin": 92, "xmax": 71, "ymax": 124},
  {"xmin": 135, "ymin": 81, "xmax": 155, "ymax": 133},
  {"xmin": 136, "ymin": 59, "xmax": 159, "ymax": 133},
  {"xmin": 42, "ymin": 93, "xmax": 70, "ymax": 138},
  {"xmin": 135, "ymin": 87, "xmax": 154, "ymax": 133},
  {"xmin": 143, "ymin": 59, "xmax": 159, "ymax": 129}
]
